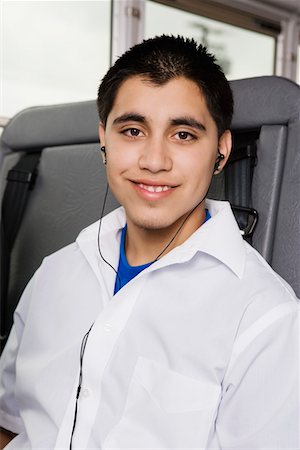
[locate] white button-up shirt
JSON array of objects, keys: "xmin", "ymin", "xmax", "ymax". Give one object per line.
[{"xmin": 0, "ymin": 200, "xmax": 299, "ymax": 449}]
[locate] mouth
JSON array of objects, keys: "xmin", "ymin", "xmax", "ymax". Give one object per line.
[
  {"xmin": 137, "ymin": 183, "xmax": 172, "ymax": 193},
  {"xmin": 130, "ymin": 180, "xmax": 176, "ymax": 199}
]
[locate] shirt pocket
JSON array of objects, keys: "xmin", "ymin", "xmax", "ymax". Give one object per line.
[{"xmin": 103, "ymin": 357, "xmax": 221, "ymax": 449}]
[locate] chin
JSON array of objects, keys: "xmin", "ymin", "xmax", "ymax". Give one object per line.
[
  {"xmin": 131, "ymin": 218, "xmax": 169, "ymax": 231},
  {"xmin": 127, "ymin": 210, "xmax": 185, "ymax": 232}
]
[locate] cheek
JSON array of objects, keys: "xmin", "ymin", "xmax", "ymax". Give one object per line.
[
  {"xmin": 106, "ymin": 163, "xmax": 124, "ymax": 205},
  {"xmin": 106, "ymin": 152, "xmax": 135, "ymax": 192},
  {"xmin": 106, "ymin": 161, "xmax": 120, "ymax": 187},
  {"xmin": 178, "ymin": 151, "xmax": 216, "ymax": 181},
  {"xmin": 107, "ymin": 148, "xmax": 132, "ymax": 172}
]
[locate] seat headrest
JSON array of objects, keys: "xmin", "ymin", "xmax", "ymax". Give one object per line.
[
  {"xmin": 1, "ymin": 100, "xmax": 99, "ymax": 152},
  {"xmin": 230, "ymin": 76, "xmax": 300, "ymax": 129}
]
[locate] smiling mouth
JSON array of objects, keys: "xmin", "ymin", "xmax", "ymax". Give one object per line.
[{"xmin": 138, "ymin": 183, "xmax": 172, "ymax": 193}]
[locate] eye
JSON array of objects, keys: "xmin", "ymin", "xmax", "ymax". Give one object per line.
[
  {"xmin": 123, "ymin": 128, "xmax": 142, "ymax": 137},
  {"xmin": 175, "ymin": 131, "xmax": 196, "ymax": 141}
]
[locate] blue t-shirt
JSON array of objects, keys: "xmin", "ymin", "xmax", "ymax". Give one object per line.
[{"xmin": 114, "ymin": 209, "xmax": 211, "ymax": 294}]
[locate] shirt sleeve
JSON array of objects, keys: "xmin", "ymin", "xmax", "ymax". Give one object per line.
[
  {"xmin": 0, "ymin": 271, "xmax": 39, "ymax": 434},
  {"xmin": 211, "ymin": 299, "xmax": 300, "ymax": 450}
]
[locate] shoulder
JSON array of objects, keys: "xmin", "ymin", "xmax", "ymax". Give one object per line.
[
  {"xmin": 229, "ymin": 242, "xmax": 299, "ymax": 346},
  {"xmin": 41, "ymin": 241, "xmax": 84, "ymax": 270},
  {"xmin": 243, "ymin": 242, "xmax": 298, "ymax": 305}
]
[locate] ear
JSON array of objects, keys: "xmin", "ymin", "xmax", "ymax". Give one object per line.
[
  {"xmin": 99, "ymin": 123, "xmax": 106, "ymax": 164},
  {"xmin": 99, "ymin": 122, "xmax": 106, "ymax": 146},
  {"xmin": 214, "ymin": 130, "xmax": 232, "ymax": 174}
]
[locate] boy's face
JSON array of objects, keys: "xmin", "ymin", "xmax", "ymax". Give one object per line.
[{"xmin": 99, "ymin": 75, "xmax": 231, "ymax": 235}]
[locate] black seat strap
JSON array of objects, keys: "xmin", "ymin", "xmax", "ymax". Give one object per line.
[
  {"xmin": 0, "ymin": 153, "xmax": 40, "ymax": 350},
  {"xmin": 225, "ymin": 131, "xmax": 259, "ymax": 242}
]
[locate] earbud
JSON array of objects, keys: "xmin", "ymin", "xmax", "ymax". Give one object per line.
[
  {"xmin": 214, "ymin": 152, "xmax": 225, "ymax": 172},
  {"xmin": 100, "ymin": 146, "xmax": 107, "ymax": 165}
]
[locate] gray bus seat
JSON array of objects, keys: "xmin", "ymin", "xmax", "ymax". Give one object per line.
[
  {"xmin": 0, "ymin": 75, "xmax": 299, "ymax": 348},
  {"xmin": 0, "ymin": 101, "xmax": 119, "ymax": 345},
  {"xmin": 225, "ymin": 76, "xmax": 299, "ymax": 298}
]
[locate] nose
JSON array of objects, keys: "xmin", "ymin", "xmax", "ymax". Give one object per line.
[{"xmin": 138, "ymin": 137, "xmax": 172, "ymax": 173}]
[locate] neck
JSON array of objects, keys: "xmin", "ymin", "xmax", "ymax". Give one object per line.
[{"xmin": 125, "ymin": 204, "xmax": 206, "ymax": 266}]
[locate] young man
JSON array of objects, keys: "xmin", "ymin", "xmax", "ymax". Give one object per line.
[{"xmin": 0, "ymin": 35, "xmax": 299, "ymax": 449}]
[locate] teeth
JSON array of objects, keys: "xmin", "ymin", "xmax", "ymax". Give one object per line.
[{"xmin": 139, "ymin": 183, "xmax": 171, "ymax": 193}]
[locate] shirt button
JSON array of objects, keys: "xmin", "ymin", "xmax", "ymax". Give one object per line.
[
  {"xmin": 104, "ymin": 323, "xmax": 112, "ymax": 332},
  {"xmin": 82, "ymin": 388, "xmax": 90, "ymax": 398}
]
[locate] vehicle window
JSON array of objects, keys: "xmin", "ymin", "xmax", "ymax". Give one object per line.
[
  {"xmin": 1, "ymin": 0, "xmax": 111, "ymax": 118},
  {"xmin": 145, "ymin": 0, "xmax": 275, "ymax": 81}
]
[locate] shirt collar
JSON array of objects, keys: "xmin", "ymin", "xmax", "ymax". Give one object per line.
[
  {"xmin": 77, "ymin": 199, "xmax": 246, "ymax": 281},
  {"xmin": 184, "ymin": 199, "xmax": 246, "ymax": 279},
  {"xmin": 76, "ymin": 207, "xmax": 126, "ymax": 294}
]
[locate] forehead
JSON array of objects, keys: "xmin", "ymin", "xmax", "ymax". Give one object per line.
[{"xmin": 108, "ymin": 75, "xmax": 215, "ymax": 126}]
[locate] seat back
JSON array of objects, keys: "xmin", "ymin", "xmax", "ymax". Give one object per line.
[
  {"xmin": 229, "ymin": 76, "xmax": 300, "ymax": 296},
  {"xmin": 0, "ymin": 101, "xmax": 119, "ymax": 338},
  {"xmin": 0, "ymin": 75, "xmax": 299, "ymax": 343}
]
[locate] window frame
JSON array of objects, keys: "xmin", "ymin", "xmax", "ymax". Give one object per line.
[{"xmin": 112, "ymin": 0, "xmax": 300, "ymax": 82}]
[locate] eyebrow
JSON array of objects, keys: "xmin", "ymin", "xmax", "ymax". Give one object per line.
[
  {"xmin": 112, "ymin": 113, "xmax": 146, "ymax": 125},
  {"xmin": 112, "ymin": 113, "xmax": 206, "ymax": 132},
  {"xmin": 170, "ymin": 117, "xmax": 206, "ymax": 132}
]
